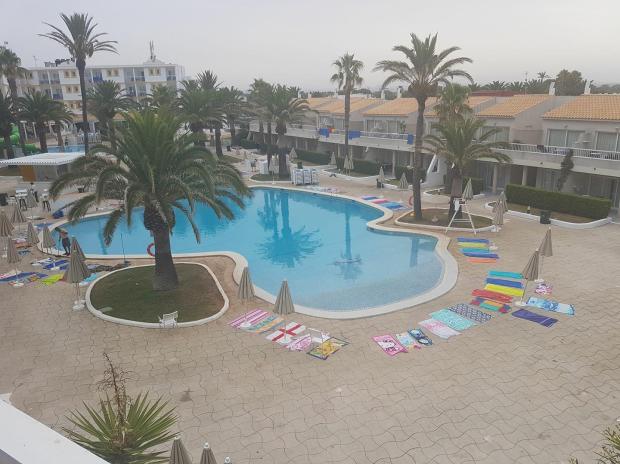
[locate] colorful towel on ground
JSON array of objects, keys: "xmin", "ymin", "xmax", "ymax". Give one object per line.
[
  {"xmin": 246, "ymin": 314, "xmax": 283, "ymax": 333},
  {"xmin": 419, "ymin": 319, "xmax": 460, "ymax": 339},
  {"xmin": 8, "ymin": 273, "xmax": 47, "ymax": 287},
  {"xmin": 448, "ymin": 303, "xmax": 492, "ymax": 323},
  {"xmin": 535, "ymin": 283, "xmax": 553, "ymax": 295},
  {"xmin": 430, "ymin": 309, "xmax": 478, "ymax": 331},
  {"xmin": 457, "ymin": 237, "xmax": 489, "ymax": 243},
  {"xmin": 468, "ymin": 258, "xmax": 498, "ymax": 264},
  {"xmin": 40, "ymin": 274, "xmax": 64, "ymax": 285},
  {"xmin": 230, "ymin": 309, "xmax": 268, "ymax": 328},
  {"xmin": 458, "ymin": 242, "xmax": 488, "ymax": 249},
  {"xmin": 465, "ymin": 252, "xmax": 499, "ymax": 259},
  {"xmin": 42, "ymin": 259, "xmax": 68, "ymax": 271},
  {"xmin": 1, "ymin": 272, "xmax": 32, "ymax": 282},
  {"xmin": 471, "ymin": 289, "xmax": 513, "ymax": 303},
  {"xmin": 79, "ymin": 273, "xmax": 98, "ymax": 286},
  {"xmin": 372, "ymin": 199, "xmax": 388, "ymax": 204},
  {"xmin": 512, "ymin": 308, "xmax": 558, "ymax": 327},
  {"xmin": 485, "ymin": 277, "xmax": 524, "ymax": 289},
  {"xmin": 373, "ymin": 335, "xmax": 407, "ymax": 356},
  {"xmin": 286, "ymin": 334, "xmax": 314, "ymax": 352},
  {"xmin": 266, "ymin": 322, "xmax": 306, "ymax": 344},
  {"xmin": 0, "ymin": 271, "xmax": 17, "ymax": 280},
  {"xmin": 461, "ymin": 248, "xmax": 494, "ymax": 254},
  {"xmin": 470, "ymin": 298, "xmax": 511, "ymax": 313},
  {"xmin": 307, "ymin": 337, "xmax": 348, "ymax": 360},
  {"xmin": 395, "ymin": 332, "xmax": 422, "ymax": 350},
  {"xmin": 361, "ymin": 195, "xmax": 378, "ymax": 200},
  {"xmin": 526, "ymin": 297, "xmax": 574, "ymax": 316},
  {"xmin": 484, "ymin": 283, "xmax": 524, "ymax": 297},
  {"xmin": 489, "ymin": 270, "xmax": 523, "ymax": 279}
]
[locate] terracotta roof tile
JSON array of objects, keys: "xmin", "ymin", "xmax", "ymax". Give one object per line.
[
  {"xmin": 542, "ymin": 95, "xmax": 620, "ymax": 121},
  {"xmin": 306, "ymin": 97, "xmax": 338, "ymax": 110},
  {"xmin": 477, "ymin": 94, "xmax": 551, "ymax": 118},
  {"xmin": 363, "ymin": 98, "xmax": 437, "ymax": 116},
  {"xmin": 318, "ymin": 98, "xmax": 381, "ymax": 115},
  {"xmin": 425, "ymin": 96, "xmax": 494, "ymax": 117}
]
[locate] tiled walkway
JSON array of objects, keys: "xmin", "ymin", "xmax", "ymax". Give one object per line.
[{"xmin": 1, "ymin": 173, "xmax": 619, "ymax": 463}]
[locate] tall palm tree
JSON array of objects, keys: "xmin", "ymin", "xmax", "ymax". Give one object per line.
[
  {"xmin": 268, "ymin": 85, "xmax": 309, "ymax": 176},
  {"xmin": 0, "ymin": 47, "xmax": 28, "ymax": 153},
  {"xmin": 87, "ymin": 81, "xmax": 134, "ymax": 150},
  {"xmin": 41, "ymin": 13, "xmax": 117, "ymax": 154},
  {"xmin": 177, "ymin": 84, "xmax": 223, "ymax": 149},
  {"xmin": 425, "ymin": 116, "xmax": 511, "ymax": 217},
  {"xmin": 51, "ymin": 103, "xmax": 74, "ymax": 152},
  {"xmin": 197, "ymin": 70, "xmax": 219, "ymax": 91},
  {"xmin": 374, "ymin": 33, "xmax": 472, "ymax": 219},
  {"xmin": 17, "ymin": 91, "xmax": 68, "ymax": 153},
  {"xmin": 219, "ymin": 86, "xmax": 246, "ymax": 143},
  {"xmin": 248, "ymin": 78, "xmax": 273, "ymax": 148},
  {"xmin": 49, "ymin": 110, "xmax": 249, "ymax": 291},
  {"xmin": 434, "ymin": 83, "xmax": 472, "ymax": 123},
  {"xmin": 483, "ymin": 80, "xmax": 507, "ymax": 91},
  {"xmin": 330, "ymin": 53, "xmax": 364, "ymax": 162},
  {"xmin": 0, "ymin": 91, "xmax": 16, "ymax": 159},
  {"xmin": 148, "ymin": 85, "xmax": 178, "ymax": 112}
]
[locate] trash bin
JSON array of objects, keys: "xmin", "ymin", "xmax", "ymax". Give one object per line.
[
  {"xmin": 540, "ymin": 210, "xmax": 551, "ymax": 224},
  {"xmin": 0, "ymin": 193, "xmax": 7, "ymax": 206}
]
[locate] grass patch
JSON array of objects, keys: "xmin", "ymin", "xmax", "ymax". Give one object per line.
[
  {"xmin": 491, "ymin": 201, "xmax": 594, "ymax": 224},
  {"xmin": 325, "ymin": 168, "xmax": 372, "ymax": 178},
  {"xmin": 220, "ymin": 154, "xmax": 242, "ymax": 164},
  {"xmin": 399, "ymin": 208, "xmax": 493, "ymax": 228},
  {"xmin": 386, "ymin": 179, "xmax": 409, "ymax": 188},
  {"xmin": 250, "ymin": 173, "xmax": 291, "ymax": 182},
  {"xmin": 90, "ymin": 263, "xmax": 224, "ymax": 323},
  {"xmin": 0, "ymin": 166, "xmax": 20, "ymax": 176}
]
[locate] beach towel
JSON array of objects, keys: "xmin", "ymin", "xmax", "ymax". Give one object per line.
[
  {"xmin": 395, "ymin": 332, "xmax": 422, "ymax": 350},
  {"xmin": 512, "ymin": 309, "xmax": 558, "ymax": 327},
  {"xmin": 461, "ymin": 248, "xmax": 492, "ymax": 254},
  {"xmin": 485, "ymin": 278, "xmax": 524, "ymax": 289},
  {"xmin": 457, "ymin": 237, "xmax": 489, "ymax": 243},
  {"xmin": 266, "ymin": 322, "xmax": 306, "ymax": 344},
  {"xmin": 526, "ymin": 297, "xmax": 574, "ymax": 316},
  {"xmin": 471, "ymin": 289, "xmax": 513, "ymax": 303},
  {"xmin": 43, "ymin": 259, "xmax": 68, "ymax": 270},
  {"xmin": 40, "ymin": 274, "xmax": 64, "ymax": 285},
  {"xmin": 308, "ymin": 337, "xmax": 348, "ymax": 360},
  {"xmin": 484, "ymin": 283, "xmax": 524, "ymax": 297},
  {"xmin": 0, "ymin": 271, "xmax": 17, "ymax": 280},
  {"xmin": 430, "ymin": 309, "xmax": 478, "ymax": 331},
  {"xmin": 464, "ymin": 252, "xmax": 499, "ymax": 259},
  {"xmin": 361, "ymin": 195, "xmax": 378, "ymax": 200},
  {"xmin": 1, "ymin": 272, "xmax": 34, "ymax": 283},
  {"xmin": 458, "ymin": 242, "xmax": 488, "ymax": 249},
  {"xmin": 408, "ymin": 328, "xmax": 433, "ymax": 346},
  {"xmin": 419, "ymin": 319, "xmax": 460, "ymax": 339},
  {"xmin": 79, "ymin": 273, "xmax": 98, "ymax": 287},
  {"xmin": 286, "ymin": 334, "xmax": 314, "ymax": 352},
  {"xmin": 448, "ymin": 303, "xmax": 492, "ymax": 323},
  {"xmin": 489, "ymin": 270, "xmax": 523, "ymax": 279},
  {"xmin": 373, "ymin": 335, "xmax": 407, "ymax": 356},
  {"xmin": 247, "ymin": 314, "xmax": 283, "ymax": 333},
  {"xmin": 9, "ymin": 273, "xmax": 47, "ymax": 287},
  {"xmin": 230, "ymin": 309, "xmax": 267, "ymax": 328},
  {"xmin": 467, "ymin": 258, "xmax": 498, "ymax": 264},
  {"xmin": 470, "ymin": 298, "xmax": 511, "ymax": 313},
  {"xmin": 535, "ymin": 283, "xmax": 553, "ymax": 295},
  {"xmin": 371, "ymin": 199, "xmax": 388, "ymax": 204}
]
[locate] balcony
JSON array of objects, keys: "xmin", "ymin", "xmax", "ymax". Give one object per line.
[
  {"xmin": 505, "ymin": 143, "xmax": 620, "ymax": 161},
  {"xmin": 166, "ymin": 75, "xmax": 176, "ymax": 81},
  {"xmin": 131, "ymin": 76, "xmax": 146, "ymax": 82},
  {"xmin": 52, "ymin": 94, "xmax": 63, "ymax": 100}
]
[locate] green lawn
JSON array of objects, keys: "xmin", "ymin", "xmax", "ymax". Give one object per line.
[
  {"xmin": 251, "ymin": 173, "xmax": 291, "ymax": 182},
  {"xmin": 491, "ymin": 201, "xmax": 593, "ymax": 224},
  {"xmin": 220, "ymin": 155, "xmax": 242, "ymax": 164},
  {"xmin": 398, "ymin": 208, "xmax": 493, "ymax": 228},
  {"xmin": 89, "ymin": 263, "xmax": 224, "ymax": 323}
]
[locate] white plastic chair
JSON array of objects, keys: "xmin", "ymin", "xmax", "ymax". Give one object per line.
[{"xmin": 158, "ymin": 311, "xmax": 178, "ymax": 328}]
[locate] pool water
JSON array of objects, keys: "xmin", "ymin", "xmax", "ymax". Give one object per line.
[
  {"xmin": 63, "ymin": 188, "xmax": 444, "ymax": 312},
  {"xmin": 48, "ymin": 145, "xmax": 85, "ymax": 153}
]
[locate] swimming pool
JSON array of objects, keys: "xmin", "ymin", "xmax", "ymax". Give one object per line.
[
  {"xmin": 62, "ymin": 188, "xmax": 452, "ymax": 315},
  {"xmin": 48, "ymin": 145, "xmax": 85, "ymax": 153}
]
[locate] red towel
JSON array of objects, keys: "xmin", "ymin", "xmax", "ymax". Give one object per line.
[{"xmin": 471, "ymin": 289, "xmax": 513, "ymax": 303}]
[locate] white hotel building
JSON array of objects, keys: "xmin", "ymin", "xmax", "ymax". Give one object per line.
[{"xmin": 250, "ymin": 93, "xmax": 620, "ymax": 209}]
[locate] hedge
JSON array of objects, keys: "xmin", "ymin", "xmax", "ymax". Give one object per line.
[
  {"xmin": 296, "ymin": 149, "xmax": 331, "ymax": 165},
  {"xmin": 335, "ymin": 157, "xmax": 381, "ymax": 175},
  {"xmin": 238, "ymin": 138, "xmax": 259, "ymax": 150},
  {"xmin": 394, "ymin": 165, "xmax": 427, "ymax": 184},
  {"xmin": 505, "ymin": 184, "xmax": 611, "ymax": 219},
  {"xmin": 464, "ymin": 177, "xmax": 484, "ymax": 195}
]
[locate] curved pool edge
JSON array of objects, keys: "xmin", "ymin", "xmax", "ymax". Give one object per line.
[
  {"xmin": 43, "ymin": 185, "xmax": 459, "ymax": 319},
  {"xmin": 84, "ymin": 262, "xmax": 230, "ymax": 328}
]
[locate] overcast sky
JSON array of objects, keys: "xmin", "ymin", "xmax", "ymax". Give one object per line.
[{"xmin": 4, "ymin": 0, "xmax": 620, "ymax": 91}]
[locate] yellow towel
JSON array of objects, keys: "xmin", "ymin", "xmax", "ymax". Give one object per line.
[
  {"xmin": 458, "ymin": 242, "xmax": 488, "ymax": 249},
  {"xmin": 484, "ymin": 283, "xmax": 524, "ymax": 297}
]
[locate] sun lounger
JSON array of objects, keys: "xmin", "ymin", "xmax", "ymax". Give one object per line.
[
  {"xmin": 484, "ymin": 283, "xmax": 524, "ymax": 297},
  {"xmin": 511, "ymin": 309, "xmax": 558, "ymax": 327},
  {"xmin": 485, "ymin": 278, "xmax": 523, "ymax": 289}
]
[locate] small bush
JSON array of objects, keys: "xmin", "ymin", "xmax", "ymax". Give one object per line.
[
  {"xmin": 296, "ymin": 149, "xmax": 331, "ymax": 165},
  {"xmin": 393, "ymin": 165, "xmax": 427, "ymax": 184},
  {"xmin": 505, "ymin": 184, "xmax": 611, "ymax": 219},
  {"xmin": 464, "ymin": 177, "xmax": 484, "ymax": 195},
  {"xmin": 336, "ymin": 157, "xmax": 380, "ymax": 175},
  {"xmin": 239, "ymin": 138, "xmax": 259, "ymax": 150}
]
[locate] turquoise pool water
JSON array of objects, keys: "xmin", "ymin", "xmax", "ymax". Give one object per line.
[{"xmin": 63, "ymin": 188, "xmax": 444, "ymax": 311}]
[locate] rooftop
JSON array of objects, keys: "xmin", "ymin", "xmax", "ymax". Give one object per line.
[
  {"xmin": 543, "ymin": 94, "xmax": 620, "ymax": 121},
  {"xmin": 318, "ymin": 98, "xmax": 381, "ymax": 115},
  {"xmin": 363, "ymin": 98, "xmax": 437, "ymax": 117},
  {"xmin": 477, "ymin": 94, "xmax": 551, "ymax": 119},
  {"xmin": 425, "ymin": 96, "xmax": 495, "ymax": 118},
  {"xmin": 305, "ymin": 97, "xmax": 339, "ymax": 110}
]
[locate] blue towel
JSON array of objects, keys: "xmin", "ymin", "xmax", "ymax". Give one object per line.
[
  {"xmin": 383, "ymin": 202, "xmax": 404, "ymax": 209},
  {"xmin": 457, "ymin": 237, "xmax": 489, "ymax": 243},
  {"xmin": 489, "ymin": 270, "xmax": 523, "ymax": 279},
  {"xmin": 463, "ymin": 252, "xmax": 499, "ymax": 259},
  {"xmin": 512, "ymin": 309, "xmax": 557, "ymax": 327},
  {"xmin": 486, "ymin": 278, "xmax": 523, "ymax": 289},
  {"xmin": 461, "ymin": 248, "xmax": 491, "ymax": 253},
  {"xmin": 43, "ymin": 259, "xmax": 68, "ymax": 270},
  {"xmin": 1, "ymin": 272, "xmax": 34, "ymax": 282}
]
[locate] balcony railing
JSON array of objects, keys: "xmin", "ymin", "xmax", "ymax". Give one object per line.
[
  {"xmin": 166, "ymin": 75, "xmax": 177, "ymax": 81},
  {"xmin": 505, "ymin": 143, "xmax": 620, "ymax": 161}
]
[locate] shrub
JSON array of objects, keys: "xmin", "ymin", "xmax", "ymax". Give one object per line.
[
  {"xmin": 464, "ymin": 177, "xmax": 484, "ymax": 195},
  {"xmin": 336, "ymin": 157, "xmax": 381, "ymax": 175},
  {"xmin": 296, "ymin": 149, "xmax": 331, "ymax": 165},
  {"xmin": 238, "ymin": 138, "xmax": 259, "ymax": 150},
  {"xmin": 505, "ymin": 184, "xmax": 611, "ymax": 219},
  {"xmin": 393, "ymin": 165, "xmax": 427, "ymax": 184}
]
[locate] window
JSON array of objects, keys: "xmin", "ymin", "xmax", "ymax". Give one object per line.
[
  {"xmin": 481, "ymin": 125, "xmax": 509, "ymax": 142},
  {"xmin": 548, "ymin": 129, "xmax": 585, "ymax": 147},
  {"xmin": 71, "ymin": 71, "xmax": 76, "ymax": 77},
  {"xmin": 596, "ymin": 132, "xmax": 619, "ymax": 152},
  {"xmin": 74, "ymin": 86, "xmax": 79, "ymax": 93},
  {"xmin": 548, "ymin": 129, "xmax": 565, "ymax": 146},
  {"xmin": 566, "ymin": 130, "xmax": 584, "ymax": 147},
  {"xmin": 64, "ymin": 71, "xmax": 70, "ymax": 78},
  {"xmin": 66, "ymin": 86, "xmax": 72, "ymax": 93},
  {"xmin": 114, "ymin": 69, "xmax": 119, "ymax": 76},
  {"xmin": 106, "ymin": 70, "xmax": 112, "ymax": 76}
]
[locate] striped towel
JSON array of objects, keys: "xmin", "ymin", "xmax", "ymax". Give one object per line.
[{"xmin": 230, "ymin": 309, "xmax": 268, "ymax": 328}]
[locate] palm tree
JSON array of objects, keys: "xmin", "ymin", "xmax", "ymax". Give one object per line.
[
  {"xmin": 0, "ymin": 91, "xmax": 16, "ymax": 159},
  {"xmin": 87, "ymin": 81, "xmax": 134, "ymax": 151},
  {"xmin": 468, "ymin": 82, "xmax": 482, "ymax": 92},
  {"xmin": 148, "ymin": 85, "xmax": 178, "ymax": 112},
  {"xmin": 507, "ymin": 81, "xmax": 525, "ymax": 93},
  {"xmin": 483, "ymin": 80, "xmax": 507, "ymax": 91},
  {"xmin": 177, "ymin": 84, "xmax": 223, "ymax": 149},
  {"xmin": 195, "ymin": 70, "xmax": 227, "ymax": 156},
  {"xmin": 41, "ymin": 13, "xmax": 117, "ymax": 154},
  {"xmin": 197, "ymin": 70, "xmax": 219, "ymax": 91},
  {"xmin": 18, "ymin": 91, "xmax": 68, "ymax": 153},
  {"xmin": 331, "ymin": 53, "xmax": 364, "ymax": 163},
  {"xmin": 248, "ymin": 78, "xmax": 273, "ymax": 149},
  {"xmin": 49, "ymin": 110, "xmax": 249, "ymax": 291},
  {"xmin": 219, "ymin": 86, "xmax": 246, "ymax": 143},
  {"xmin": 434, "ymin": 83, "xmax": 472, "ymax": 123},
  {"xmin": 374, "ymin": 33, "xmax": 472, "ymax": 219},
  {"xmin": 268, "ymin": 85, "xmax": 309, "ymax": 176},
  {"xmin": 0, "ymin": 46, "xmax": 28, "ymax": 153},
  {"xmin": 425, "ymin": 116, "xmax": 511, "ymax": 217},
  {"xmin": 51, "ymin": 103, "xmax": 74, "ymax": 152}
]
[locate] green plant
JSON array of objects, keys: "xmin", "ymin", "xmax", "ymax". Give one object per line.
[
  {"xmin": 505, "ymin": 184, "xmax": 611, "ymax": 220},
  {"xmin": 296, "ymin": 149, "xmax": 330, "ymax": 165},
  {"xmin": 374, "ymin": 33, "xmax": 472, "ymax": 219},
  {"xmin": 570, "ymin": 424, "xmax": 620, "ymax": 463},
  {"xmin": 64, "ymin": 353, "xmax": 176, "ymax": 464},
  {"xmin": 239, "ymin": 138, "xmax": 259, "ymax": 150},
  {"xmin": 335, "ymin": 157, "xmax": 380, "ymax": 175},
  {"xmin": 87, "ymin": 81, "xmax": 134, "ymax": 151},
  {"xmin": 18, "ymin": 91, "xmax": 71, "ymax": 153},
  {"xmin": 0, "ymin": 46, "xmax": 28, "ymax": 153},
  {"xmin": 556, "ymin": 149, "xmax": 574, "ymax": 192},
  {"xmin": 0, "ymin": 90, "xmax": 16, "ymax": 158},
  {"xmin": 41, "ymin": 13, "xmax": 117, "ymax": 153},
  {"xmin": 50, "ymin": 110, "xmax": 249, "ymax": 291},
  {"xmin": 178, "ymin": 79, "xmax": 224, "ymax": 149}
]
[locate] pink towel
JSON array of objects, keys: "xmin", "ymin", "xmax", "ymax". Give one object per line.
[
  {"xmin": 230, "ymin": 309, "xmax": 267, "ymax": 328},
  {"xmin": 372, "ymin": 199, "xmax": 388, "ymax": 204},
  {"xmin": 373, "ymin": 335, "xmax": 407, "ymax": 356},
  {"xmin": 419, "ymin": 319, "xmax": 460, "ymax": 339}
]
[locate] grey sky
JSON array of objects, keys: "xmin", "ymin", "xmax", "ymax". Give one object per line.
[{"xmin": 4, "ymin": 0, "xmax": 620, "ymax": 91}]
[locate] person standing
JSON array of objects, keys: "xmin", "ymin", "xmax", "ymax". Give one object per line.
[{"xmin": 59, "ymin": 229, "xmax": 71, "ymax": 256}]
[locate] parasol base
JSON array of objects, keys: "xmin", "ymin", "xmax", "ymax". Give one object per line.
[
  {"xmin": 72, "ymin": 300, "xmax": 85, "ymax": 311},
  {"xmin": 515, "ymin": 300, "xmax": 527, "ymax": 307}
]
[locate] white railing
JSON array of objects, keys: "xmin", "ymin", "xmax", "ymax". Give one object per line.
[
  {"xmin": 505, "ymin": 143, "xmax": 620, "ymax": 161},
  {"xmin": 361, "ymin": 131, "xmax": 409, "ymax": 140}
]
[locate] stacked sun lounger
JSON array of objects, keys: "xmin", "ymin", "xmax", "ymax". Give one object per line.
[
  {"xmin": 469, "ymin": 270, "xmax": 523, "ymax": 313},
  {"xmin": 457, "ymin": 237, "xmax": 499, "ymax": 263},
  {"xmin": 360, "ymin": 195, "xmax": 406, "ymax": 211},
  {"xmin": 230, "ymin": 309, "xmax": 348, "ymax": 360}
]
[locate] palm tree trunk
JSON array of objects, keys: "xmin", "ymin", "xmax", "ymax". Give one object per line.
[
  {"xmin": 449, "ymin": 175, "xmax": 463, "ymax": 219},
  {"xmin": 214, "ymin": 126, "xmax": 223, "ymax": 157},
  {"xmin": 7, "ymin": 78, "xmax": 27, "ymax": 154},
  {"xmin": 108, "ymin": 121, "xmax": 117, "ymax": 151},
  {"xmin": 276, "ymin": 130, "xmax": 287, "ymax": 177},
  {"xmin": 76, "ymin": 59, "xmax": 89, "ymax": 154},
  {"xmin": 54, "ymin": 124, "xmax": 64, "ymax": 152},
  {"xmin": 266, "ymin": 122, "xmax": 272, "ymax": 154},
  {"xmin": 258, "ymin": 120, "xmax": 264, "ymax": 144},
  {"xmin": 152, "ymin": 227, "xmax": 179, "ymax": 291},
  {"xmin": 37, "ymin": 122, "xmax": 48, "ymax": 153},
  {"xmin": 229, "ymin": 119, "xmax": 236, "ymax": 143},
  {"xmin": 412, "ymin": 98, "xmax": 426, "ymax": 219},
  {"xmin": 2, "ymin": 134, "xmax": 14, "ymax": 159},
  {"xmin": 344, "ymin": 89, "xmax": 350, "ymax": 163}
]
